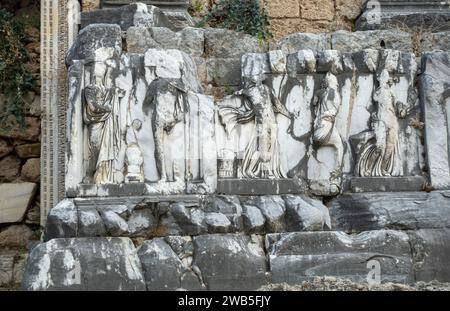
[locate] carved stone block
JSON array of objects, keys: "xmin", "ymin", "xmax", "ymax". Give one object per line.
[{"xmin": 420, "ymin": 51, "xmax": 450, "ymax": 190}]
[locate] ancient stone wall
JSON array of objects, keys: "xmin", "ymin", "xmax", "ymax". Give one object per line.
[
  {"xmin": 0, "ymin": 0, "xmax": 41, "ymax": 290},
  {"xmin": 19, "ymin": 3, "xmax": 450, "ymax": 291},
  {"xmin": 81, "ymin": 0, "xmax": 364, "ymax": 39},
  {"xmin": 262, "ymin": 0, "xmax": 364, "ymax": 39},
  {"xmin": 0, "ymin": 0, "xmax": 446, "ymax": 291}
]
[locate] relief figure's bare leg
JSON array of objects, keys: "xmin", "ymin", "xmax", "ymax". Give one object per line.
[{"xmin": 153, "ymin": 122, "xmax": 166, "ymax": 182}]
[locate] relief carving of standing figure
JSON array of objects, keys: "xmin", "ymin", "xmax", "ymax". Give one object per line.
[
  {"xmin": 312, "ymin": 72, "xmax": 344, "ymax": 189},
  {"xmin": 313, "ymin": 72, "xmax": 344, "ymax": 164},
  {"xmin": 83, "ymin": 84, "xmax": 125, "ymax": 184},
  {"xmin": 219, "ymin": 76, "xmax": 291, "ymax": 179},
  {"xmin": 354, "ymin": 69, "xmax": 408, "ymax": 177},
  {"xmin": 143, "ymin": 78, "xmax": 188, "ymax": 182}
]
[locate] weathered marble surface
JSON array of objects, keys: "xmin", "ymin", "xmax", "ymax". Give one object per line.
[
  {"xmin": 65, "ymin": 7, "xmax": 428, "ymax": 198},
  {"xmin": 43, "ymin": 195, "xmax": 331, "ymax": 240},
  {"xmin": 408, "ymin": 229, "xmax": 450, "ymax": 282},
  {"xmin": 66, "ymin": 41, "xmax": 424, "ymax": 196},
  {"xmin": 330, "ymin": 191, "xmax": 450, "ymax": 232},
  {"xmin": 101, "ymin": 0, "xmax": 194, "ymax": 31},
  {"xmin": 346, "ymin": 176, "xmax": 426, "ymax": 193},
  {"xmin": 24, "ymin": 229, "xmax": 450, "ymax": 290},
  {"xmin": 214, "ymin": 48, "xmax": 423, "ymax": 196},
  {"xmin": 22, "ymin": 237, "xmax": 146, "ymax": 291},
  {"xmin": 0, "ymin": 183, "xmax": 37, "ymax": 224},
  {"xmin": 66, "ymin": 23, "xmax": 216, "ymax": 195},
  {"xmin": 266, "ymin": 230, "xmax": 414, "ymax": 284},
  {"xmin": 357, "ymin": 0, "xmax": 450, "ymax": 31},
  {"xmin": 420, "ymin": 51, "xmax": 450, "ymax": 190},
  {"xmin": 80, "ymin": 3, "xmax": 171, "ymax": 30}
]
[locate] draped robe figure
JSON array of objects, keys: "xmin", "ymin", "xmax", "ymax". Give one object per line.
[
  {"xmin": 312, "ymin": 72, "xmax": 344, "ymax": 189},
  {"xmin": 83, "ymin": 84, "xmax": 123, "ymax": 184},
  {"xmin": 355, "ymin": 69, "xmax": 407, "ymax": 177},
  {"xmin": 219, "ymin": 77, "xmax": 290, "ymax": 179},
  {"xmin": 313, "ymin": 72, "xmax": 344, "ymax": 162}
]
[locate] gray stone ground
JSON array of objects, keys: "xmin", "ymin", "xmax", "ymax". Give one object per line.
[{"xmin": 259, "ymin": 277, "xmax": 450, "ymax": 291}]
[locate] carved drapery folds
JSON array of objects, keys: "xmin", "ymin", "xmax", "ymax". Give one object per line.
[
  {"xmin": 311, "ymin": 72, "xmax": 344, "ymax": 193},
  {"xmin": 66, "ymin": 23, "xmax": 423, "ymax": 196},
  {"xmin": 352, "ymin": 50, "xmax": 414, "ymax": 177},
  {"xmin": 66, "ymin": 24, "xmax": 216, "ymax": 195},
  {"xmin": 218, "ymin": 76, "xmax": 290, "ymax": 179}
]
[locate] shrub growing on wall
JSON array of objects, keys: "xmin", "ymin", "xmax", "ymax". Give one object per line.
[
  {"xmin": 197, "ymin": 0, "xmax": 272, "ymax": 41},
  {"xmin": 0, "ymin": 9, "xmax": 34, "ymax": 127}
]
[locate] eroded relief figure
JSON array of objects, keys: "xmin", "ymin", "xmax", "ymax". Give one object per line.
[
  {"xmin": 83, "ymin": 84, "xmax": 125, "ymax": 184},
  {"xmin": 312, "ymin": 72, "xmax": 344, "ymax": 188},
  {"xmin": 125, "ymin": 119, "xmax": 144, "ymax": 183},
  {"xmin": 219, "ymin": 76, "xmax": 290, "ymax": 179},
  {"xmin": 143, "ymin": 78, "xmax": 188, "ymax": 182},
  {"xmin": 313, "ymin": 73, "xmax": 344, "ymax": 162},
  {"xmin": 354, "ymin": 68, "xmax": 408, "ymax": 177}
]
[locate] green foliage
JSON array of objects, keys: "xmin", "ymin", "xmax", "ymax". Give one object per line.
[
  {"xmin": 197, "ymin": 0, "xmax": 272, "ymax": 41},
  {"xmin": 189, "ymin": 0, "xmax": 205, "ymax": 16},
  {"xmin": 0, "ymin": 9, "xmax": 34, "ymax": 127}
]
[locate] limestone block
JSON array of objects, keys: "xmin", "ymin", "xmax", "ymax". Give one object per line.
[
  {"xmin": 0, "ymin": 225, "xmax": 33, "ymax": 248},
  {"xmin": 148, "ymin": 27, "xmax": 205, "ymax": 57},
  {"xmin": 143, "ymin": 49, "xmax": 203, "ymax": 93},
  {"xmin": 204, "ymin": 195, "xmax": 242, "ymax": 230},
  {"xmin": 286, "ymin": 49, "xmax": 316, "ymax": 74},
  {"xmin": 80, "ymin": 3, "xmax": 171, "ymax": 30},
  {"xmin": 44, "ymin": 199, "xmax": 78, "ymax": 241},
  {"xmin": 127, "ymin": 209, "xmax": 156, "ymax": 236},
  {"xmin": 22, "ymin": 237, "xmax": 146, "ymax": 290},
  {"xmin": 275, "ymin": 32, "xmax": 331, "ymax": 54},
  {"xmin": 206, "ymin": 58, "xmax": 241, "ymax": 86},
  {"xmin": 204, "ymin": 28, "xmax": 264, "ymax": 59},
  {"xmin": 263, "ymin": 0, "xmax": 300, "ymax": 18},
  {"xmin": 126, "ymin": 26, "xmax": 160, "ymax": 53},
  {"xmin": 284, "ymin": 195, "xmax": 331, "ymax": 231},
  {"xmin": 0, "ymin": 183, "xmax": 37, "ymax": 224},
  {"xmin": 243, "ymin": 196, "xmax": 286, "ymax": 232},
  {"xmin": 0, "ymin": 156, "xmax": 21, "ymax": 182},
  {"xmin": 242, "ymin": 205, "xmax": 266, "ymax": 233},
  {"xmin": 420, "ymin": 51, "xmax": 450, "ymax": 189},
  {"xmin": 15, "ymin": 143, "xmax": 40, "ymax": 159},
  {"xmin": 330, "ymin": 191, "xmax": 450, "ymax": 233},
  {"xmin": 267, "ymin": 230, "xmax": 413, "ymax": 284},
  {"xmin": 241, "ymin": 53, "xmax": 271, "ymax": 78},
  {"xmin": 336, "ymin": 0, "xmax": 364, "ymax": 20},
  {"xmin": 0, "ymin": 117, "xmax": 40, "ymax": 142},
  {"xmin": 99, "ymin": 210, "xmax": 129, "ymax": 236},
  {"xmin": 66, "ymin": 24, "xmax": 122, "ymax": 66},
  {"xmin": 138, "ymin": 238, "xmax": 204, "ymax": 291},
  {"xmin": 301, "ymin": 0, "xmax": 335, "ymax": 21},
  {"xmin": 408, "ymin": 229, "xmax": 450, "ymax": 282},
  {"xmin": 0, "ymin": 138, "xmax": 13, "ymax": 158},
  {"xmin": 331, "ymin": 30, "xmax": 413, "ymax": 52},
  {"xmin": 268, "ymin": 18, "xmax": 335, "ymax": 40},
  {"xmin": 204, "ymin": 213, "xmax": 231, "ymax": 233},
  {"xmin": 82, "ymin": 0, "xmax": 100, "ymax": 11},
  {"xmin": 192, "ymin": 234, "xmax": 267, "ymax": 290},
  {"xmin": 78, "ymin": 207, "xmax": 107, "ymax": 236},
  {"xmin": 21, "ymin": 158, "xmax": 40, "ymax": 183},
  {"xmin": 356, "ymin": 0, "xmax": 450, "ymax": 31}
]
